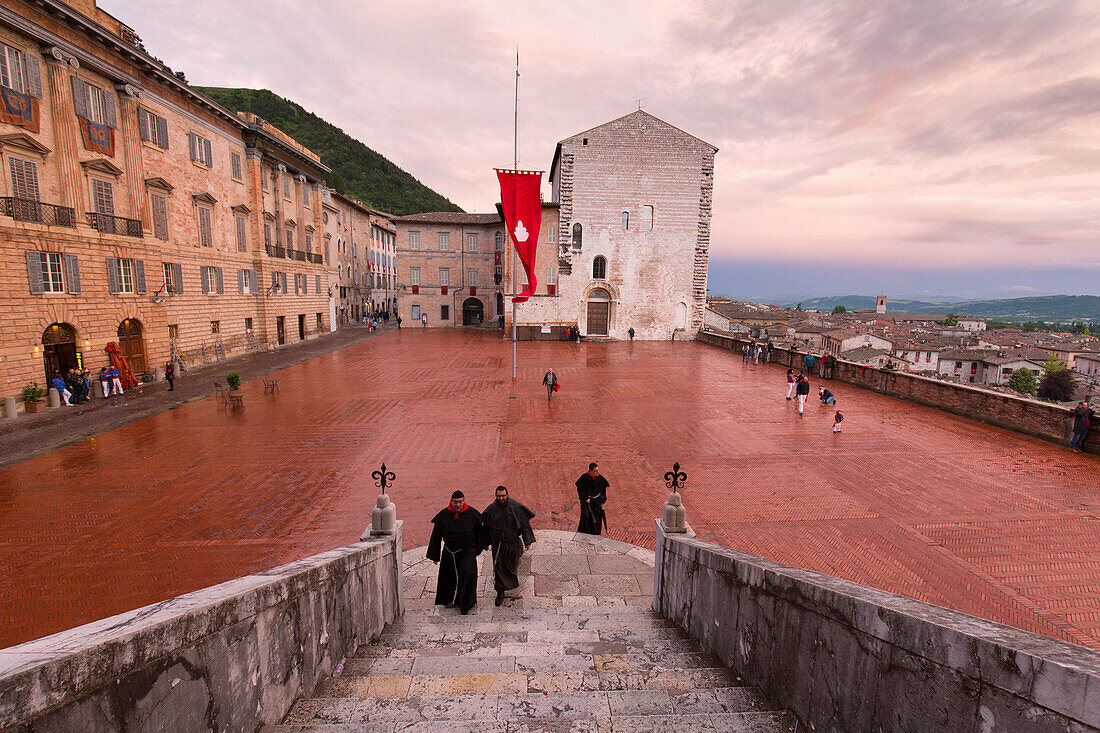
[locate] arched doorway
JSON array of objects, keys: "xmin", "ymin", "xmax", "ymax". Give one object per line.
[
  {"xmin": 586, "ymin": 288, "xmax": 611, "ymax": 336},
  {"xmin": 462, "ymin": 297, "xmax": 484, "ymax": 326},
  {"xmin": 495, "ymin": 292, "xmax": 504, "ymax": 317},
  {"xmin": 42, "ymin": 323, "xmax": 78, "ymax": 382},
  {"xmin": 118, "ymin": 318, "xmax": 147, "ymax": 375}
]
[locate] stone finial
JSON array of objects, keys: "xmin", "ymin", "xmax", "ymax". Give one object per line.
[
  {"xmin": 371, "ymin": 493, "xmax": 396, "ymax": 535},
  {"xmin": 661, "ymin": 462, "xmax": 689, "ymax": 533}
]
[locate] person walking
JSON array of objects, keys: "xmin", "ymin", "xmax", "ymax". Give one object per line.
[
  {"xmin": 786, "ymin": 369, "xmax": 796, "ymax": 400},
  {"xmin": 1070, "ymin": 401, "xmax": 1094, "ymax": 452},
  {"xmin": 480, "ymin": 486, "xmax": 536, "ymax": 606},
  {"xmin": 542, "ymin": 368, "xmax": 558, "ymax": 401},
  {"xmin": 796, "ymin": 374, "xmax": 810, "ymax": 417},
  {"xmin": 833, "ymin": 410, "xmax": 844, "ymax": 433},
  {"xmin": 628, "ymin": 327, "xmax": 635, "ymax": 341},
  {"xmin": 421, "ymin": 313, "xmax": 428, "ymax": 328},
  {"xmin": 427, "ymin": 491, "xmax": 484, "ymax": 614},
  {"xmin": 396, "ymin": 315, "xmax": 402, "ymax": 329},
  {"xmin": 165, "ymin": 360, "xmax": 175, "ymax": 391},
  {"xmin": 576, "ymin": 462, "xmax": 609, "ymax": 535}
]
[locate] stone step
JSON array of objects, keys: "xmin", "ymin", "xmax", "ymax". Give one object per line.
[
  {"xmin": 311, "ymin": 666, "xmax": 745, "ymax": 698},
  {"xmin": 343, "ymin": 651, "xmax": 724, "ymax": 678},
  {"xmin": 264, "ymin": 710, "xmax": 794, "ymax": 731},
  {"xmin": 397, "ymin": 606, "xmax": 670, "ymax": 622},
  {"xmin": 358, "ymin": 637, "xmax": 703, "ymax": 660},
  {"xmin": 276, "ymin": 687, "xmax": 785, "ymax": 728},
  {"xmin": 375, "ymin": 626, "xmax": 688, "ymax": 648},
  {"xmin": 384, "ymin": 616, "xmax": 676, "ymax": 634}
]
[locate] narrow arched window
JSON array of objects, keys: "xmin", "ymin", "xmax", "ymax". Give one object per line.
[
  {"xmin": 621, "ymin": 211, "xmax": 629, "ymax": 230},
  {"xmin": 494, "ymin": 231, "xmax": 503, "ymax": 251},
  {"xmin": 593, "ymin": 256, "xmax": 607, "ymax": 280},
  {"xmin": 572, "ymin": 223, "xmax": 582, "ymax": 249}
]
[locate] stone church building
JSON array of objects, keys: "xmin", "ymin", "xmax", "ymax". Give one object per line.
[{"xmin": 509, "ymin": 110, "xmax": 717, "ymax": 340}]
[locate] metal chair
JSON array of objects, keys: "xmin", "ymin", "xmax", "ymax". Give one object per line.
[
  {"xmin": 262, "ymin": 377, "xmax": 280, "ymax": 395},
  {"xmin": 214, "ymin": 382, "xmax": 227, "ymax": 409}
]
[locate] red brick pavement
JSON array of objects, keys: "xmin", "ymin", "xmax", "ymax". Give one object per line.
[{"xmin": 0, "ymin": 329, "xmax": 1097, "ymax": 649}]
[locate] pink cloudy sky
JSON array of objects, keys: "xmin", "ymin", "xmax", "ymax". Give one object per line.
[{"xmin": 102, "ymin": 0, "xmax": 1100, "ymax": 299}]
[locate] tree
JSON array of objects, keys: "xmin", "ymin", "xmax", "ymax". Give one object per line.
[
  {"xmin": 940, "ymin": 313, "xmax": 959, "ymax": 326},
  {"xmin": 1037, "ymin": 360, "xmax": 1075, "ymax": 401},
  {"xmin": 1008, "ymin": 368, "xmax": 1036, "ymax": 395},
  {"xmin": 832, "ymin": 305, "xmax": 847, "ymax": 314},
  {"xmin": 795, "ymin": 302, "xmax": 803, "ymax": 312},
  {"xmin": 329, "ymin": 170, "xmax": 347, "ymax": 195}
]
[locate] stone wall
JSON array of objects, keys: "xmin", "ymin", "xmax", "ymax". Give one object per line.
[
  {"xmin": 654, "ymin": 525, "xmax": 1100, "ymax": 732},
  {"xmin": 0, "ymin": 524, "xmax": 403, "ymax": 731},
  {"xmin": 697, "ymin": 330, "xmax": 1097, "ymax": 454}
]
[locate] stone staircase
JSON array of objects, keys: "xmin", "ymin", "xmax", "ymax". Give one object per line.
[{"xmin": 265, "ymin": 531, "xmax": 795, "ymax": 732}]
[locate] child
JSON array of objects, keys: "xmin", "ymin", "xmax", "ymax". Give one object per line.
[
  {"xmin": 99, "ymin": 367, "xmax": 111, "ymax": 398},
  {"xmin": 833, "ymin": 410, "xmax": 844, "ymax": 433}
]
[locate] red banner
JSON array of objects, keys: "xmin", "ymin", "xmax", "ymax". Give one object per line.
[{"xmin": 495, "ymin": 169, "xmax": 543, "ymax": 303}]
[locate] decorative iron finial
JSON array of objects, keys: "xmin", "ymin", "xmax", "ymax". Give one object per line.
[
  {"xmin": 372, "ymin": 463, "xmax": 395, "ymax": 491},
  {"xmin": 664, "ymin": 462, "xmax": 687, "ymax": 492}
]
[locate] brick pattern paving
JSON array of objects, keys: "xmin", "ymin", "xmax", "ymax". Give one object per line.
[{"xmin": 0, "ymin": 330, "xmax": 1097, "ymax": 650}]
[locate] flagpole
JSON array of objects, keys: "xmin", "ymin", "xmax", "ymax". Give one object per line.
[{"xmin": 511, "ymin": 48, "xmax": 519, "ymax": 382}]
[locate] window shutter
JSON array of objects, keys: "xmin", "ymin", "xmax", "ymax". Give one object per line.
[
  {"xmin": 315, "ymin": 275, "xmax": 321, "ymax": 294},
  {"xmin": 250, "ymin": 269, "xmax": 257, "ymax": 294},
  {"xmin": 216, "ymin": 267, "xmax": 223, "ymax": 294},
  {"xmin": 106, "ymin": 258, "xmax": 120, "ymax": 294},
  {"xmin": 25, "ymin": 55, "xmax": 42, "ymax": 99},
  {"xmin": 188, "ymin": 132, "xmax": 197, "ymax": 162},
  {"xmin": 280, "ymin": 272, "xmax": 287, "ymax": 293},
  {"xmin": 64, "ymin": 254, "xmax": 81, "ymax": 294},
  {"xmin": 25, "ymin": 251, "xmax": 44, "ymax": 294},
  {"xmin": 70, "ymin": 76, "xmax": 90, "ymax": 118},
  {"xmin": 235, "ymin": 217, "xmax": 246, "ymax": 252},
  {"xmin": 203, "ymin": 138, "xmax": 212, "ymax": 167},
  {"xmin": 237, "ymin": 269, "xmax": 245, "ymax": 294},
  {"xmin": 10, "ymin": 157, "xmax": 40, "ymax": 201},
  {"xmin": 201, "ymin": 266, "xmax": 209, "ymax": 294},
  {"xmin": 302, "ymin": 275, "xmax": 307, "ymax": 295},
  {"xmin": 138, "ymin": 107, "xmax": 150, "ymax": 141},
  {"xmin": 172, "ymin": 263, "xmax": 183, "ymax": 293},
  {"xmin": 103, "ymin": 91, "xmax": 117, "ymax": 129},
  {"xmin": 155, "ymin": 116, "xmax": 168, "ymax": 149},
  {"xmin": 294, "ymin": 275, "xmax": 299, "ymax": 295},
  {"xmin": 134, "ymin": 259, "xmax": 146, "ymax": 294}
]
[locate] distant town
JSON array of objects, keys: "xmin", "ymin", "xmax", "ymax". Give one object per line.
[{"xmin": 706, "ymin": 295, "xmax": 1100, "ymax": 402}]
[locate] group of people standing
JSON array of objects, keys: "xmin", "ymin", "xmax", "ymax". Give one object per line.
[
  {"xmin": 48, "ymin": 366, "xmax": 125, "ymax": 406},
  {"xmin": 742, "ymin": 341, "xmax": 772, "ymax": 365},
  {"xmin": 427, "ymin": 464, "xmax": 611, "ymax": 614}
]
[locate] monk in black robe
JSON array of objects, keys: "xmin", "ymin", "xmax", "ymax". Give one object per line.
[
  {"xmin": 480, "ymin": 485, "xmax": 536, "ymax": 606},
  {"xmin": 576, "ymin": 462, "xmax": 609, "ymax": 535},
  {"xmin": 427, "ymin": 491, "xmax": 483, "ymax": 614}
]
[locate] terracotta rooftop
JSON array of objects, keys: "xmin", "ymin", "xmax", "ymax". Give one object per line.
[{"xmin": 394, "ymin": 212, "xmax": 502, "ymax": 225}]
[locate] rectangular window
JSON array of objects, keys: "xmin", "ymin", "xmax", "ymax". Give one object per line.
[
  {"xmin": 118, "ymin": 258, "xmax": 134, "ymax": 293},
  {"xmin": 547, "ymin": 266, "xmax": 557, "ymax": 284},
  {"xmin": 439, "ymin": 268, "xmax": 449, "ymax": 286},
  {"xmin": 642, "ymin": 205, "xmax": 654, "ymax": 231},
  {"xmin": 39, "ymin": 252, "xmax": 63, "ymax": 292},
  {"xmin": 150, "ymin": 193, "xmax": 169, "ymax": 241},
  {"xmin": 71, "ymin": 77, "xmax": 115, "ymax": 127},
  {"xmin": 235, "ymin": 216, "xmax": 247, "ymax": 252},
  {"xmin": 261, "ymin": 167, "xmax": 269, "ymax": 190},
  {"xmin": 197, "ymin": 206, "xmax": 213, "ymax": 247},
  {"xmin": 162, "ymin": 261, "xmax": 179, "ymax": 293},
  {"xmin": 168, "ymin": 324, "xmax": 178, "ymax": 339},
  {"xmin": 409, "ymin": 267, "xmax": 420, "ymax": 285},
  {"xmin": 230, "ymin": 152, "xmax": 242, "ymax": 180},
  {"xmin": 468, "ymin": 269, "xmax": 478, "ymax": 287},
  {"xmin": 315, "ymin": 275, "xmax": 321, "ymax": 294},
  {"xmin": 0, "ymin": 44, "xmax": 26, "ymax": 94},
  {"xmin": 409, "ymin": 231, "xmax": 420, "ymax": 250},
  {"xmin": 245, "ymin": 317, "xmax": 253, "ymax": 332},
  {"xmin": 438, "ymin": 232, "xmax": 449, "ymax": 251},
  {"xmin": 303, "ymin": 185, "xmax": 310, "ymax": 207},
  {"xmin": 91, "ymin": 178, "xmax": 114, "ymax": 215},
  {"xmin": 305, "ymin": 233, "xmax": 312, "ymax": 252},
  {"xmin": 264, "ymin": 223, "xmax": 272, "ymax": 248},
  {"xmin": 283, "ymin": 177, "xmax": 290, "ymax": 198},
  {"xmin": 210, "ymin": 320, "xmax": 220, "ymax": 334},
  {"xmin": 411, "ymin": 304, "xmax": 421, "ymax": 320},
  {"xmin": 547, "ymin": 226, "xmax": 558, "ymax": 243},
  {"xmin": 466, "ymin": 233, "xmax": 478, "ymax": 252},
  {"xmin": 441, "ymin": 304, "xmax": 449, "ymax": 321},
  {"xmin": 188, "ymin": 132, "xmax": 213, "ymax": 166},
  {"xmin": 285, "ymin": 228, "xmax": 294, "ymax": 250},
  {"xmin": 138, "ymin": 108, "xmax": 168, "ymax": 149},
  {"xmin": 9, "ymin": 156, "xmax": 39, "ymax": 201}
]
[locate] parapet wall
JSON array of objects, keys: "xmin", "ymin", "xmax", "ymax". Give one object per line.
[
  {"xmin": 0, "ymin": 524, "xmax": 403, "ymax": 731},
  {"xmin": 654, "ymin": 525, "xmax": 1100, "ymax": 732},
  {"xmin": 697, "ymin": 330, "xmax": 1097, "ymax": 453}
]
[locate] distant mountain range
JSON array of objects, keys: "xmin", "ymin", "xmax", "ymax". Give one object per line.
[
  {"xmin": 779, "ymin": 295, "xmax": 1100, "ymax": 322},
  {"xmin": 197, "ymin": 87, "xmax": 462, "ymax": 216}
]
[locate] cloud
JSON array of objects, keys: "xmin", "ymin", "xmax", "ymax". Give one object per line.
[{"xmin": 101, "ymin": 0, "xmax": 1100, "ymax": 281}]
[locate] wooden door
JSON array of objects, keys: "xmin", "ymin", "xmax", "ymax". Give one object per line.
[
  {"xmin": 277, "ymin": 316, "xmax": 286, "ymax": 345},
  {"xmin": 118, "ymin": 319, "xmax": 146, "ymax": 374},
  {"xmin": 586, "ymin": 301, "xmax": 609, "ymax": 336}
]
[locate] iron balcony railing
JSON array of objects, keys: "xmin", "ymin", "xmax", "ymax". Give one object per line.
[
  {"xmin": 86, "ymin": 212, "xmax": 143, "ymax": 238},
  {"xmin": 265, "ymin": 244, "xmax": 287, "ymax": 258},
  {"xmin": 308, "ymin": 252, "xmax": 323, "ymax": 264},
  {"xmin": 0, "ymin": 197, "xmax": 77, "ymax": 228}
]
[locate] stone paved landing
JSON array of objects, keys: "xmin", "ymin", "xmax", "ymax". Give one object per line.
[{"xmin": 266, "ymin": 530, "xmax": 796, "ymax": 732}]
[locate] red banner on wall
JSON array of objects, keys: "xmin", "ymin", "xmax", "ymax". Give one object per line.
[{"xmin": 495, "ymin": 169, "xmax": 543, "ymax": 303}]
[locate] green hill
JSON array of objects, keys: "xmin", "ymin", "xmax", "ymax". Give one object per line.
[
  {"xmin": 196, "ymin": 87, "xmax": 462, "ymax": 216},
  {"xmin": 787, "ymin": 295, "xmax": 1100, "ymax": 322}
]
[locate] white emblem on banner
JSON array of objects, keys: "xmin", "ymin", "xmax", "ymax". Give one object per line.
[{"xmin": 514, "ymin": 220, "xmax": 529, "ymax": 242}]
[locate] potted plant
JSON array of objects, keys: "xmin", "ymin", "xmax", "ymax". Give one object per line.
[
  {"xmin": 225, "ymin": 372, "xmax": 241, "ymax": 393},
  {"xmin": 23, "ymin": 382, "xmax": 45, "ymax": 413}
]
